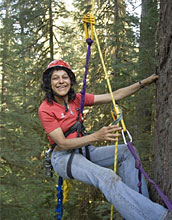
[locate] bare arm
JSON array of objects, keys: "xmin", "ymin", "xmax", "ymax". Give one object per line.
[
  {"xmin": 48, "ymin": 125, "xmax": 121, "ymax": 150},
  {"xmin": 94, "ymin": 74, "xmax": 159, "ymax": 105}
]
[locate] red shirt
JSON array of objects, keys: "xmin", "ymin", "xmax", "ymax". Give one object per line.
[{"xmin": 38, "ymin": 93, "xmax": 94, "ymax": 144}]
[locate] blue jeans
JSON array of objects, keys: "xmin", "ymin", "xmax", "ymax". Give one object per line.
[{"xmin": 51, "ymin": 144, "xmax": 168, "ymax": 220}]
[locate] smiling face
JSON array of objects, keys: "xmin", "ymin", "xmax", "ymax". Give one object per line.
[{"xmin": 51, "ymin": 69, "xmax": 71, "ymax": 98}]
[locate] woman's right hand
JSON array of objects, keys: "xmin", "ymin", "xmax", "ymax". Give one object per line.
[{"xmin": 93, "ymin": 125, "xmax": 122, "ymax": 142}]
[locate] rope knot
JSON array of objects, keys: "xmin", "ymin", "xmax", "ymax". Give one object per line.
[
  {"xmin": 82, "ymin": 12, "xmax": 95, "ymax": 25},
  {"xmin": 83, "ymin": 12, "xmax": 95, "ymax": 40},
  {"xmin": 86, "ymin": 38, "xmax": 94, "ymax": 46}
]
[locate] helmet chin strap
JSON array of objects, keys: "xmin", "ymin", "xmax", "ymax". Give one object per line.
[{"xmin": 52, "ymin": 91, "xmax": 68, "ymax": 112}]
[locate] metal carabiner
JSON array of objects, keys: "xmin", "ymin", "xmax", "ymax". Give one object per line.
[{"xmin": 121, "ymin": 129, "xmax": 132, "ymax": 145}]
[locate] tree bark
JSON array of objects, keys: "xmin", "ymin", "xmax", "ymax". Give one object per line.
[{"xmin": 151, "ymin": 0, "xmax": 172, "ymax": 204}]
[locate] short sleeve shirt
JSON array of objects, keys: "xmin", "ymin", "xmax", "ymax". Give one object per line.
[{"xmin": 38, "ymin": 93, "xmax": 94, "ymax": 144}]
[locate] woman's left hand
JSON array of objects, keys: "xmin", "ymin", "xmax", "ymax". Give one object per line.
[{"xmin": 143, "ymin": 74, "xmax": 159, "ymax": 85}]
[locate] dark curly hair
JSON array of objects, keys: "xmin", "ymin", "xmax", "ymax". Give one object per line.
[{"xmin": 41, "ymin": 66, "xmax": 77, "ymax": 104}]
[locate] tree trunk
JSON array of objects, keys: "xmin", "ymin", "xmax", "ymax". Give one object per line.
[
  {"xmin": 49, "ymin": 0, "xmax": 54, "ymax": 60},
  {"xmin": 151, "ymin": 0, "xmax": 172, "ymax": 204}
]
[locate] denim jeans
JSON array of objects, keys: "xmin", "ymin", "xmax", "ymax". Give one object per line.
[{"xmin": 51, "ymin": 144, "xmax": 168, "ymax": 220}]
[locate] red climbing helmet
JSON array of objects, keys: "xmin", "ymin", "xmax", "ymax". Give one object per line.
[{"xmin": 43, "ymin": 59, "xmax": 76, "ymax": 82}]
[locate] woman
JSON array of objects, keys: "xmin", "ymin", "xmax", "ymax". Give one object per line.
[{"xmin": 39, "ymin": 59, "xmax": 170, "ymax": 220}]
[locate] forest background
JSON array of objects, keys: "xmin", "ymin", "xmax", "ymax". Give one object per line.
[{"xmin": 0, "ymin": 0, "xmax": 171, "ymax": 219}]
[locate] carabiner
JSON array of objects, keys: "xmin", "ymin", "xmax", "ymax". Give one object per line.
[{"xmin": 121, "ymin": 129, "xmax": 132, "ymax": 145}]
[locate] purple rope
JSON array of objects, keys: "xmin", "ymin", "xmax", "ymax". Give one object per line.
[
  {"xmin": 80, "ymin": 38, "xmax": 93, "ymax": 114},
  {"xmin": 127, "ymin": 141, "xmax": 172, "ymax": 211}
]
